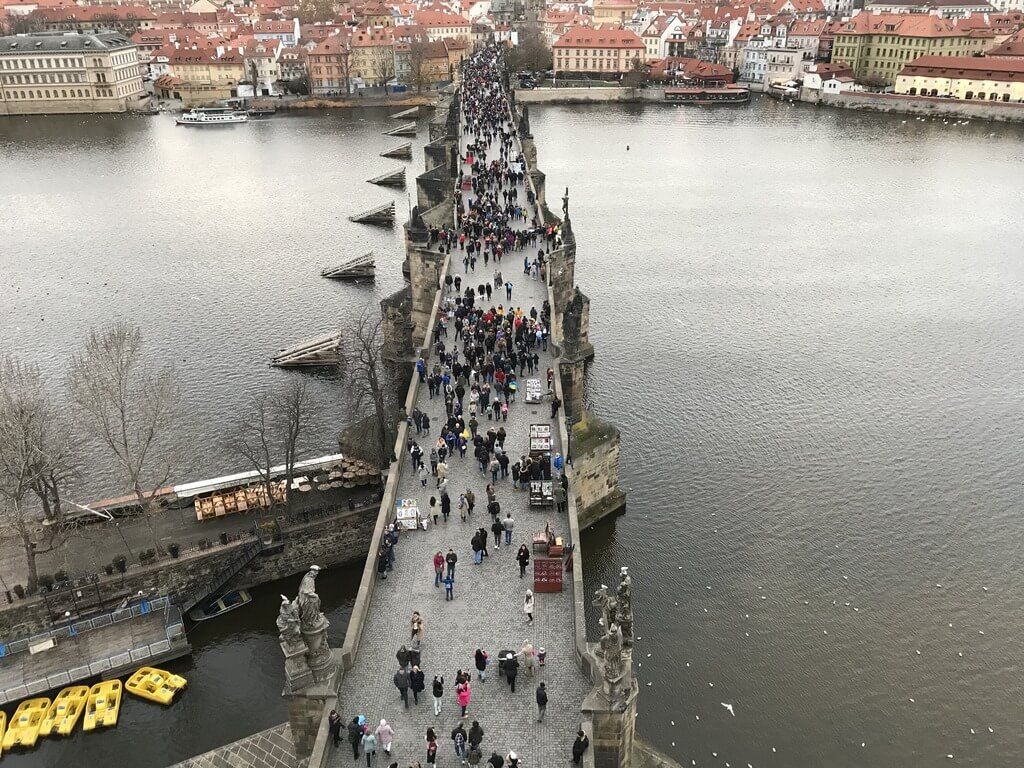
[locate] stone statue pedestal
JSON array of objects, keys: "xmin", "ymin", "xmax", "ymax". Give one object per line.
[
  {"xmin": 582, "ymin": 673, "xmax": 639, "ymax": 768},
  {"xmin": 283, "ymin": 650, "xmax": 344, "ymax": 759},
  {"xmin": 281, "ymin": 638, "xmax": 314, "ymax": 692}
]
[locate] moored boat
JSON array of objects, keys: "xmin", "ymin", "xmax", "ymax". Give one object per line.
[
  {"xmin": 3, "ymin": 698, "xmax": 50, "ymax": 750},
  {"xmin": 188, "ymin": 589, "xmax": 252, "ymax": 622},
  {"xmin": 125, "ymin": 667, "xmax": 188, "ymax": 705},
  {"xmin": 39, "ymin": 685, "xmax": 90, "ymax": 737},
  {"xmin": 176, "ymin": 107, "xmax": 248, "ymax": 126},
  {"xmin": 665, "ymin": 85, "xmax": 750, "ymax": 105},
  {"xmin": 83, "ymin": 680, "xmax": 121, "ymax": 731}
]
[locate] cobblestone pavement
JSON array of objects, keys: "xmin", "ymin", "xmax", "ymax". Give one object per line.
[{"xmin": 332, "ymin": 110, "xmax": 587, "ymax": 768}]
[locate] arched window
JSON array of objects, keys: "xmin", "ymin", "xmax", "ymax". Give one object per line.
[
  {"xmin": 977, "ymin": 92, "xmax": 985, "ymax": 100},
  {"xmin": 989, "ymin": 93, "xmax": 998, "ymax": 101},
  {"xmin": 1003, "ymin": 93, "xmax": 1010, "ymax": 102},
  {"xmin": 930, "ymin": 89, "xmax": 938, "ymax": 97},
  {"xmin": 908, "ymin": 87, "xmax": 916, "ymax": 95},
  {"xmin": 965, "ymin": 91, "xmax": 973, "ymax": 99}
]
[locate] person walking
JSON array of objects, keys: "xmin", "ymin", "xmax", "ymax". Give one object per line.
[
  {"xmin": 490, "ymin": 518, "xmax": 503, "ymax": 549},
  {"xmin": 572, "ymin": 731, "xmax": 590, "ymax": 765},
  {"xmin": 329, "ymin": 710, "xmax": 342, "ymax": 747},
  {"xmin": 434, "ymin": 551, "xmax": 445, "ymax": 587},
  {"xmin": 444, "ymin": 571, "xmax": 455, "ymax": 601},
  {"xmin": 523, "ymin": 589, "xmax": 534, "ymax": 624},
  {"xmin": 502, "ymin": 513, "xmax": 514, "ymax": 545},
  {"xmin": 488, "ymin": 753, "xmax": 503, "ymax": 768},
  {"xmin": 375, "ymin": 719, "xmax": 395, "ymax": 756},
  {"xmin": 411, "ymin": 611, "xmax": 424, "ymax": 648},
  {"xmin": 520, "ymin": 640, "xmax": 536, "ymax": 677},
  {"xmin": 468, "ymin": 721, "xmax": 484, "ymax": 752},
  {"xmin": 397, "ymin": 645, "xmax": 411, "ymax": 669},
  {"xmin": 465, "ymin": 488, "xmax": 475, "ymax": 515},
  {"xmin": 451, "ymin": 722, "xmax": 468, "ymax": 764},
  {"xmin": 536, "ymin": 682, "xmax": 548, "ymax": 722},
  {"xmin": 516, "ymin": 544, "xmax": 530, "ymax": 578},
  {"xmin": 468, "ymin": 745, "xmax": 483, "ymax": 768},
  {"xmin": 506, "ymin": 652, "xmax": 519, "ymax": 693},
  {"xmin": 348, "ymin": 717, "xmax": 363, "ymax": 761},
  {"xmin": 506, "ymin": 752, "xmax": 519, "ymax": 768},
  {"xmin": 362, "ymin": 729, "xmax": 378, "ymax": 767},
  {"xmin": 505, "ymin": 281, "xmax": 513, "ymax": 300},
  {"xmin": 432, "ymin": 674, "xmax": 444, "ymax": 716},
  {"xmin": 474, "ymin": 648, "xmax": 488, "ymax": 681},
  {"xmin": 429, "ymin": 496, "xmax": 439, "ymax": 525},
  {"xmin": 419, "ymin": 463, "xmax": 429, "ymax": 487},
  {"xmin": 446, "ymin": 548, "xmax": 458, "ymax": 578},
  {"xmin": 426, "ymin": 735, "xmax": 438, "ymax": 767},
  {"xmin": 456, "ymin": 678, "xmax": 472, "ymax": 718},
  {"xmin": 410, "ymin": 665, "xmax": 426, "ymax": 704},
  {"xmin": 394, "ymin": 667, "xmax": 411, "ymax": 708}
]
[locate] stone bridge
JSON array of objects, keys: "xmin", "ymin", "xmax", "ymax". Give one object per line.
[{"xmin": 177, "ymin": 52, "xmax": 645, "ymax": 768}]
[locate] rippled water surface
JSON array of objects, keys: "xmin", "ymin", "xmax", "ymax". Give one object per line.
[{"xmin": 2, "ymin": 99, "xmax": 1024, "ymax": 767}]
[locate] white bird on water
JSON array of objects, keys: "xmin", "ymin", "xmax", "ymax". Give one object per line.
[{"xmin": 721, "ymin": 703, "xmax": 735, "ymax": 717}]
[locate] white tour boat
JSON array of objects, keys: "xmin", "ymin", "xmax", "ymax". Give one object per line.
[{"xmin": 176, "ymin": 107, "xmax": 248, "ymax": 126}]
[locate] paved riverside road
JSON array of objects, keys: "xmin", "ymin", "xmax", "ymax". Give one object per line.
[{"xmin": 332, "ymin": 89, "xmax": 587, "ymax": 768}]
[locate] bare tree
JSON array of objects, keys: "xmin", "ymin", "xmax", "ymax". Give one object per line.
[
  {"xmin": 0, "ymin": 357, "xmax": 76, "ymax": 593},
  {"xmin": 227, "ymin": 380, "xmax": 319, "ymax": 515},
  {"xmin": 370, "ymin": 46, "xmax": 396, "ymax": 90},
  {"xmin": 408, "ymin": 41, "xmax": 429, "ymax": 94},
  {"xmin": 67, "ymin": 322, "xmax": 181, "ymax": 549},
  {"xmin": 341, "ymin": 311, "xmax": 392, "ymax": 467},
  {"xmin": 246, "ymin": 58, "xmax": 261, "ymax": 98},
  {"xmin": 276, "ymin": 380, "xmax": 318, "ymax": 510},
  {"xmin": 506, "ymin": 21, "xmax": 552, "ymax": 73}
]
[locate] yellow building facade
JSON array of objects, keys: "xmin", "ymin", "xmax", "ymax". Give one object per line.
[
  {"xmin": 895, "ymin": 55, "xmax": 1024, "ymax": 102},
  {"xmin": 831, "ymin": 13, "xmax": 993, "ymax": 85}
]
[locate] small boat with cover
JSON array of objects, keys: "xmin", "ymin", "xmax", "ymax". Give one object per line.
[
  {"xmin": 39, "ymin": 685, "xmax": 90, "ymax": 737},
  {"xmin": 3, "ymin": 698, "xmax": 50, "ymax": 749},
  {"xmin": 83, "ymin": 680, "xmax": 122, "ymax": 731},
  {"xmin": 126, "ymin": 666, "xmax": 188, "ymax": 705}
]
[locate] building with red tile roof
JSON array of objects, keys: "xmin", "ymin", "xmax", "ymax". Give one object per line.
[
  {"xmin": 552, "ymin": 26, "xmax": 645, "ymax": 75},
  {"xmin": 988, "ymin": 27, "xmax": 1024, "ymax": 56},
  {"xmin": 832, "ymin": 12, "xmax": 996, "ymax": 84},
  {"xmin": 895, "ymin": 53, "xmax": 1024, "ymax": 100}
]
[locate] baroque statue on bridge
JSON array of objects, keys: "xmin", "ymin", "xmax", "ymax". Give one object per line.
[
  {"xmin": 616, "ymin": 567, "xmax": 634, "ymax": 646},
  {"xmin": 297, "ymin": 565, "xmax": 328, "ymax": 633},
  {"xmin": 277, "ymin": 595, "xmax": 303, "ymax": 647}
]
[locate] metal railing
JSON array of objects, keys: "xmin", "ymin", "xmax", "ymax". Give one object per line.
[{"xmin": 0, "ymin": 597, "xmax": 187, "ymax": 705}]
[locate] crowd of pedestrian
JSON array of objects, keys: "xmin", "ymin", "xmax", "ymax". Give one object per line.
[{"xmin": 331, "ymin": 46, "xmax": 588, "ymax": 768}]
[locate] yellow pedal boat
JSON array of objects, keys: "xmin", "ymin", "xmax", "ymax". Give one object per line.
[
  {"xmin": 0, "ymin": 711, "xmax": 6, "ymax": 755},
  {"xmin": 3, "ymin": 698, "xmax": 50, "ymax": 750},
  {"xmin": 125, "ymin": 667, "xmax": 187, "ymax": 706},
  {"xmin": 83, "ymin": 680, "xmax": 121, "ymax": 731},
  {"xmin": 39, "ymin": 685, "xmax": 90, "ymax": 737}
]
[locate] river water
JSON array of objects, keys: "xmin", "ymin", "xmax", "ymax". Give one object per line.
[{"xmin": 2, "ymin": 99, "xmax": 1024, "ymax": 767}]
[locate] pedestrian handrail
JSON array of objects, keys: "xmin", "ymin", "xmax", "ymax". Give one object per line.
[
  {"xmin": 0, "ymin": 604, "xmax": 185, "ymax": 705},
  {"xmin": 0, "ymin": 596, "xmax": 174, "ymax": 658}
]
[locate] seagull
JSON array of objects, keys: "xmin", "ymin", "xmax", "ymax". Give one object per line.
[
  {"xmin": 988, "ymin": 727, "xmax": 994, "ymax": 733},
  {"xmin": 721, "ymin": 703, "xmax": 735, "ymax": 717}
]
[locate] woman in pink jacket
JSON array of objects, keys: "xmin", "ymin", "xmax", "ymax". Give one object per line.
[{"xmin": 456, "ymin": 679, "xmax": 472, "ymax": 718}]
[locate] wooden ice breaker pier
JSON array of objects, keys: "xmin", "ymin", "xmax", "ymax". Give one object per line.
[{"xmin": 270, "ymin": 332, "xmax": 342, "ymax": 367}]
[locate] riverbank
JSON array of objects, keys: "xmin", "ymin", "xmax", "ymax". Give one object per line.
[
  {"xmin": 275, "ymin": 94, "xmax": 437, "ymax": 110},
  {"xmin": 812, "ymin": 88, "xmax": 1024, "ymax": 123}
]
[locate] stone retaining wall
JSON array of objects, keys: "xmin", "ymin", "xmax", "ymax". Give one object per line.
[
  {"xmin": 0, "ymin": 505, "xmax": 378, "ymax": 637},
  {"xmin": 515, "ymin": 87, "xmax": 665, "ymax": 104},
  {"xmin": 820, "ymin": 90, "xmax": 1024, "ymax": 122}
]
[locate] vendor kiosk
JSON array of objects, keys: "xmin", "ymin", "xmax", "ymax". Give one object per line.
[
  {"xmin": 395, "ymin": 498, "xmax": 420, "ymax": 530},
  {"xmin": 524, "ymin": 379, "xmax": 543, "ymax": 403},
  {"xmin": 528, "ymin": 424, "xmax": 554, "ymax": 507}
]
